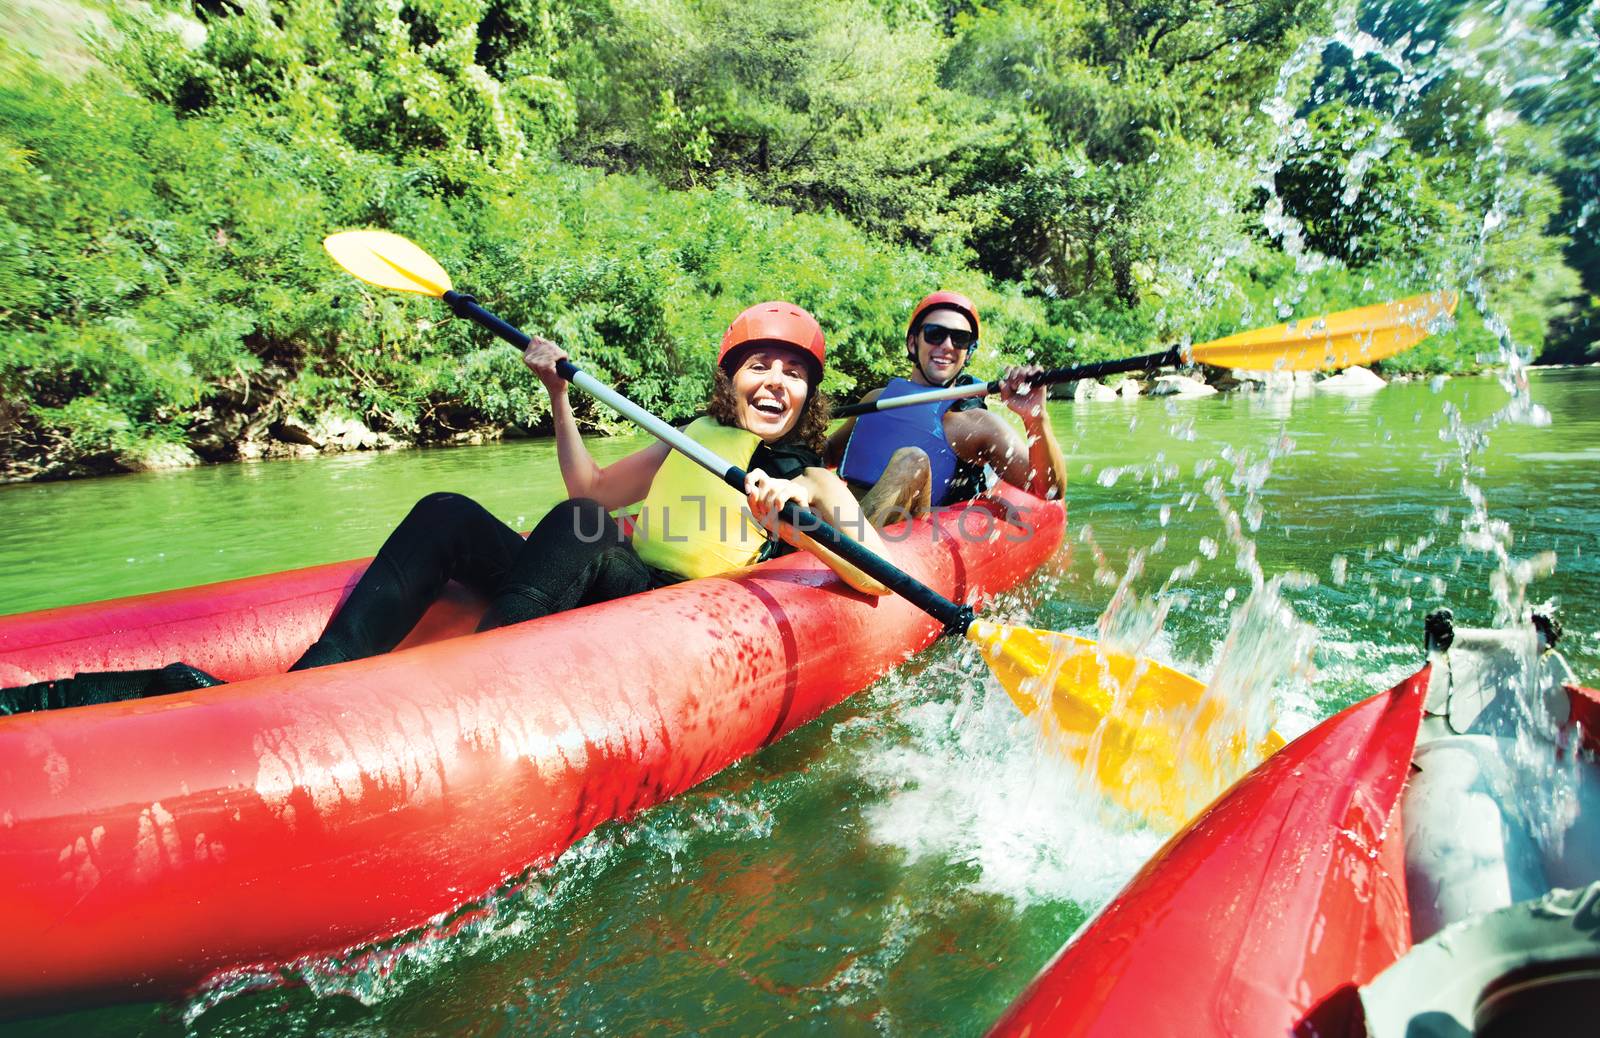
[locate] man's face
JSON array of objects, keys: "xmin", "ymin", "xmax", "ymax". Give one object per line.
[{"xmin": 909, "ymin": 307, "xmax": 975, "ymax": 384}]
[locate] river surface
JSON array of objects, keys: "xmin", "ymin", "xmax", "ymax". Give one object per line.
[{"xmin": 4, "ymin": 368, "xmax": 1598, "ymax": 1036}]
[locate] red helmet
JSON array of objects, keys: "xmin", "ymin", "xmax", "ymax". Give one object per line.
[
  {"xmin": 719, "ymin": 301, "xmax": 826, "ymax": 379},
  {"xmin": 907, "ymin": 290, "xmax": 981, "ymax": 345}
]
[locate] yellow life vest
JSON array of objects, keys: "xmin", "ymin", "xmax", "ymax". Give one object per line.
[{"xmin": 632, "ymin": 417, "xmax": 768, "ymax": 580}]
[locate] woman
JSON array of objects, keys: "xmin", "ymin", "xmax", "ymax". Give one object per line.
[
  {"xmin": 290, "ymin": 299, "xmax": 887, "ymax": 669},
  {"xmin": 1, "ymin": 302, "xmax": 887, "ymax": 711}
]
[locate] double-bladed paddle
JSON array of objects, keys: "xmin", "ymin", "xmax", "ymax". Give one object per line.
[
  {"xmin": 324, "ymin": 229, "xmax": 1277, "ymax": 828},
  {"xmin": 834, "ymin": 292, "xmax": 1459, "ymax": 417}
]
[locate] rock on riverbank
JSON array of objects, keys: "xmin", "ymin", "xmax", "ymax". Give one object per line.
[
  {"xmin": 3, "ymin": 411, "xmax": 413, "ymax": 483},
  {"xmin": 1055, "ymin": 363, "xmax": 1396, "ymax": 404},
  {"xmin": 1149, "ymin": 374, "xmax": 1218, "ymax": 397},
  {"xmin": 1315, "ymin": 365, "xmax": 1387, "ymax": 393}
]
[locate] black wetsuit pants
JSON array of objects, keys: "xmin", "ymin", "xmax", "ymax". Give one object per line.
[
  {"xmin": 0, "ymin": 494, "xmax": 670, "ymax": 714},
  {"xmin": 290, "ymin": 493, "xmax": 670, "ymax": 669}
]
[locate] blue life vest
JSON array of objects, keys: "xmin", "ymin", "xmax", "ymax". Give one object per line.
[{"xmin": 839, "ymin": 377, "xmax": 979, "ymax": 506}]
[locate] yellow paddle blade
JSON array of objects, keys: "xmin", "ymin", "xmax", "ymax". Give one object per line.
[
  {"xmin": 323, "ymin": 230, "xmax": 453, "ymax": 298},
  {"xmin": 1191, "ymin": 291, "xmax": 1459, "ymax": 372},
  {"xmin": 969, "ymin": 621, "xmax": 1285, "ymax": 830}
]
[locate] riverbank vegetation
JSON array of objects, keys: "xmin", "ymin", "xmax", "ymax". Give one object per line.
[{"xmin": 1, "ymin": 0, "xmax": 1594, "ymax": 480}]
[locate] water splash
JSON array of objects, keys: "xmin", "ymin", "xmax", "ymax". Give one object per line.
[
  {"xmin": 851, "ymin": 666, "xmax": 1165, "ymax": 910},
  {"xmin": 1250, "ymin": 0, "xmax": 1590, "ymax": 872}
]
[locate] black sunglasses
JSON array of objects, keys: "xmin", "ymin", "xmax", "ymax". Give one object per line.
[{"xmin": 918, "ymin": 323, "xmax": 977, "ymax": 350}]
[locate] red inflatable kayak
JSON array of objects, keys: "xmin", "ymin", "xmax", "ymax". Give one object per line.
[
  {"xmin": 991, "ymin": 616, "xmax": 1600, "ymax": 1037},
  {"xmin": 0, "ymin": 485, "xmax": 1063, "ymax": 1017}
]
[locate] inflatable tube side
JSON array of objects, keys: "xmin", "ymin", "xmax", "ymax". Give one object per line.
[{"xmin": 0, "ymin": 488, "xmax": 1062, "ymax": 1016}]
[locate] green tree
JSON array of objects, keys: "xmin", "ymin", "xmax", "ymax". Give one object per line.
[{"xmin": 942, "ymin": 0, "xmax": 1319, "ymax": 309}]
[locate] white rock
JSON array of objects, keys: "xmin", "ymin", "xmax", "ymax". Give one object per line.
[
  {"xmin": 1116, "ymin": 378, "xmax": 1142, "ymax": 398},
  {"xmin": 1317, "ymin": 365, "xmax": 1387, "ymax": 393},
  {"xmin": 311, "ymin": 413, "xmax": 384, "ymax": 452},
  {"xmin": 1071, "ymin": 378, "xmax": 1120, "ymax": 403},
  {"xmin": 263, "ymin": 440, "xmax": 319, "ymax": 460},
  {"xmin": 446, "ymin": 427, "xmax": 504, "ymax": 446},
  {"xmin": 1232, "ymin": 370, "xmax": 1298, "ymax": 393},
  {"xmin": 1149, "ymin": 374, "xmax": 1218, "ymax": 397},
  {"xmin": 117, "ymin": 442, "xmax": 201, "ymax": 472}
]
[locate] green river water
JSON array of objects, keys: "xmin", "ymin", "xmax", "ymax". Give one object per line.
[{"xmin": 5, "ymin": 368, "xmax": 1598, "ymax": 1036}]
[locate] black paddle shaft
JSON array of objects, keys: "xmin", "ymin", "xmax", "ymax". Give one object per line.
[
  {"xmin": 1021, "ymin": 344, "xmax": 1185, "ymax": 390},
  {"xmin": 833, "ymin": 344, "xmax": 1185, "ymax": 418},
  {"xmin": 440, "ymin": 291, "xmax": 978, "ymax": 637},
  {"xmin": 445, "ymin": 292, "xmax": 530, "ymax": 348},
  {"xmin": 763, "ymin": 497, "xmax": 976, "ymax": 636}
]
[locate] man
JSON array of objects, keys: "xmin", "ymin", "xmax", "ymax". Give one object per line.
[{"xmin": 826, "ymin": 291, "xmax": 1067, "ymax": 524}]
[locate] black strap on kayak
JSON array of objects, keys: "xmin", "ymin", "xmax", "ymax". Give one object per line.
[{"xmin": 0, "ymin": 663, "xmax": 224, "ymax": 716}]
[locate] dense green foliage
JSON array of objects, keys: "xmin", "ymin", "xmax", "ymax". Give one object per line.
[{"xmin": 0, "ymin": 0, "xmax": 1591, "ymax": 480}]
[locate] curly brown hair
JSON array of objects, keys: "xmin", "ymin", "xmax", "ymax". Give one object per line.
[{"xmin": 706, "ymin": 365, "xmax": 832, "ymax": 454}]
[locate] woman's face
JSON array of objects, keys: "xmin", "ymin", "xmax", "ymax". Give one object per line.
[{"xmin": 730, "ymin": 345, "xmax": 812, "ymax": 442}]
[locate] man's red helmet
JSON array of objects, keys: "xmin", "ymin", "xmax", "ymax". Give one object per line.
[
  {"xmin": 719, "ymin": 301, "xmax": 827, "ymax": 380},
  {"xmin": 907, "ymin": 291, "xmax": 981, "ymax": 345}
]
